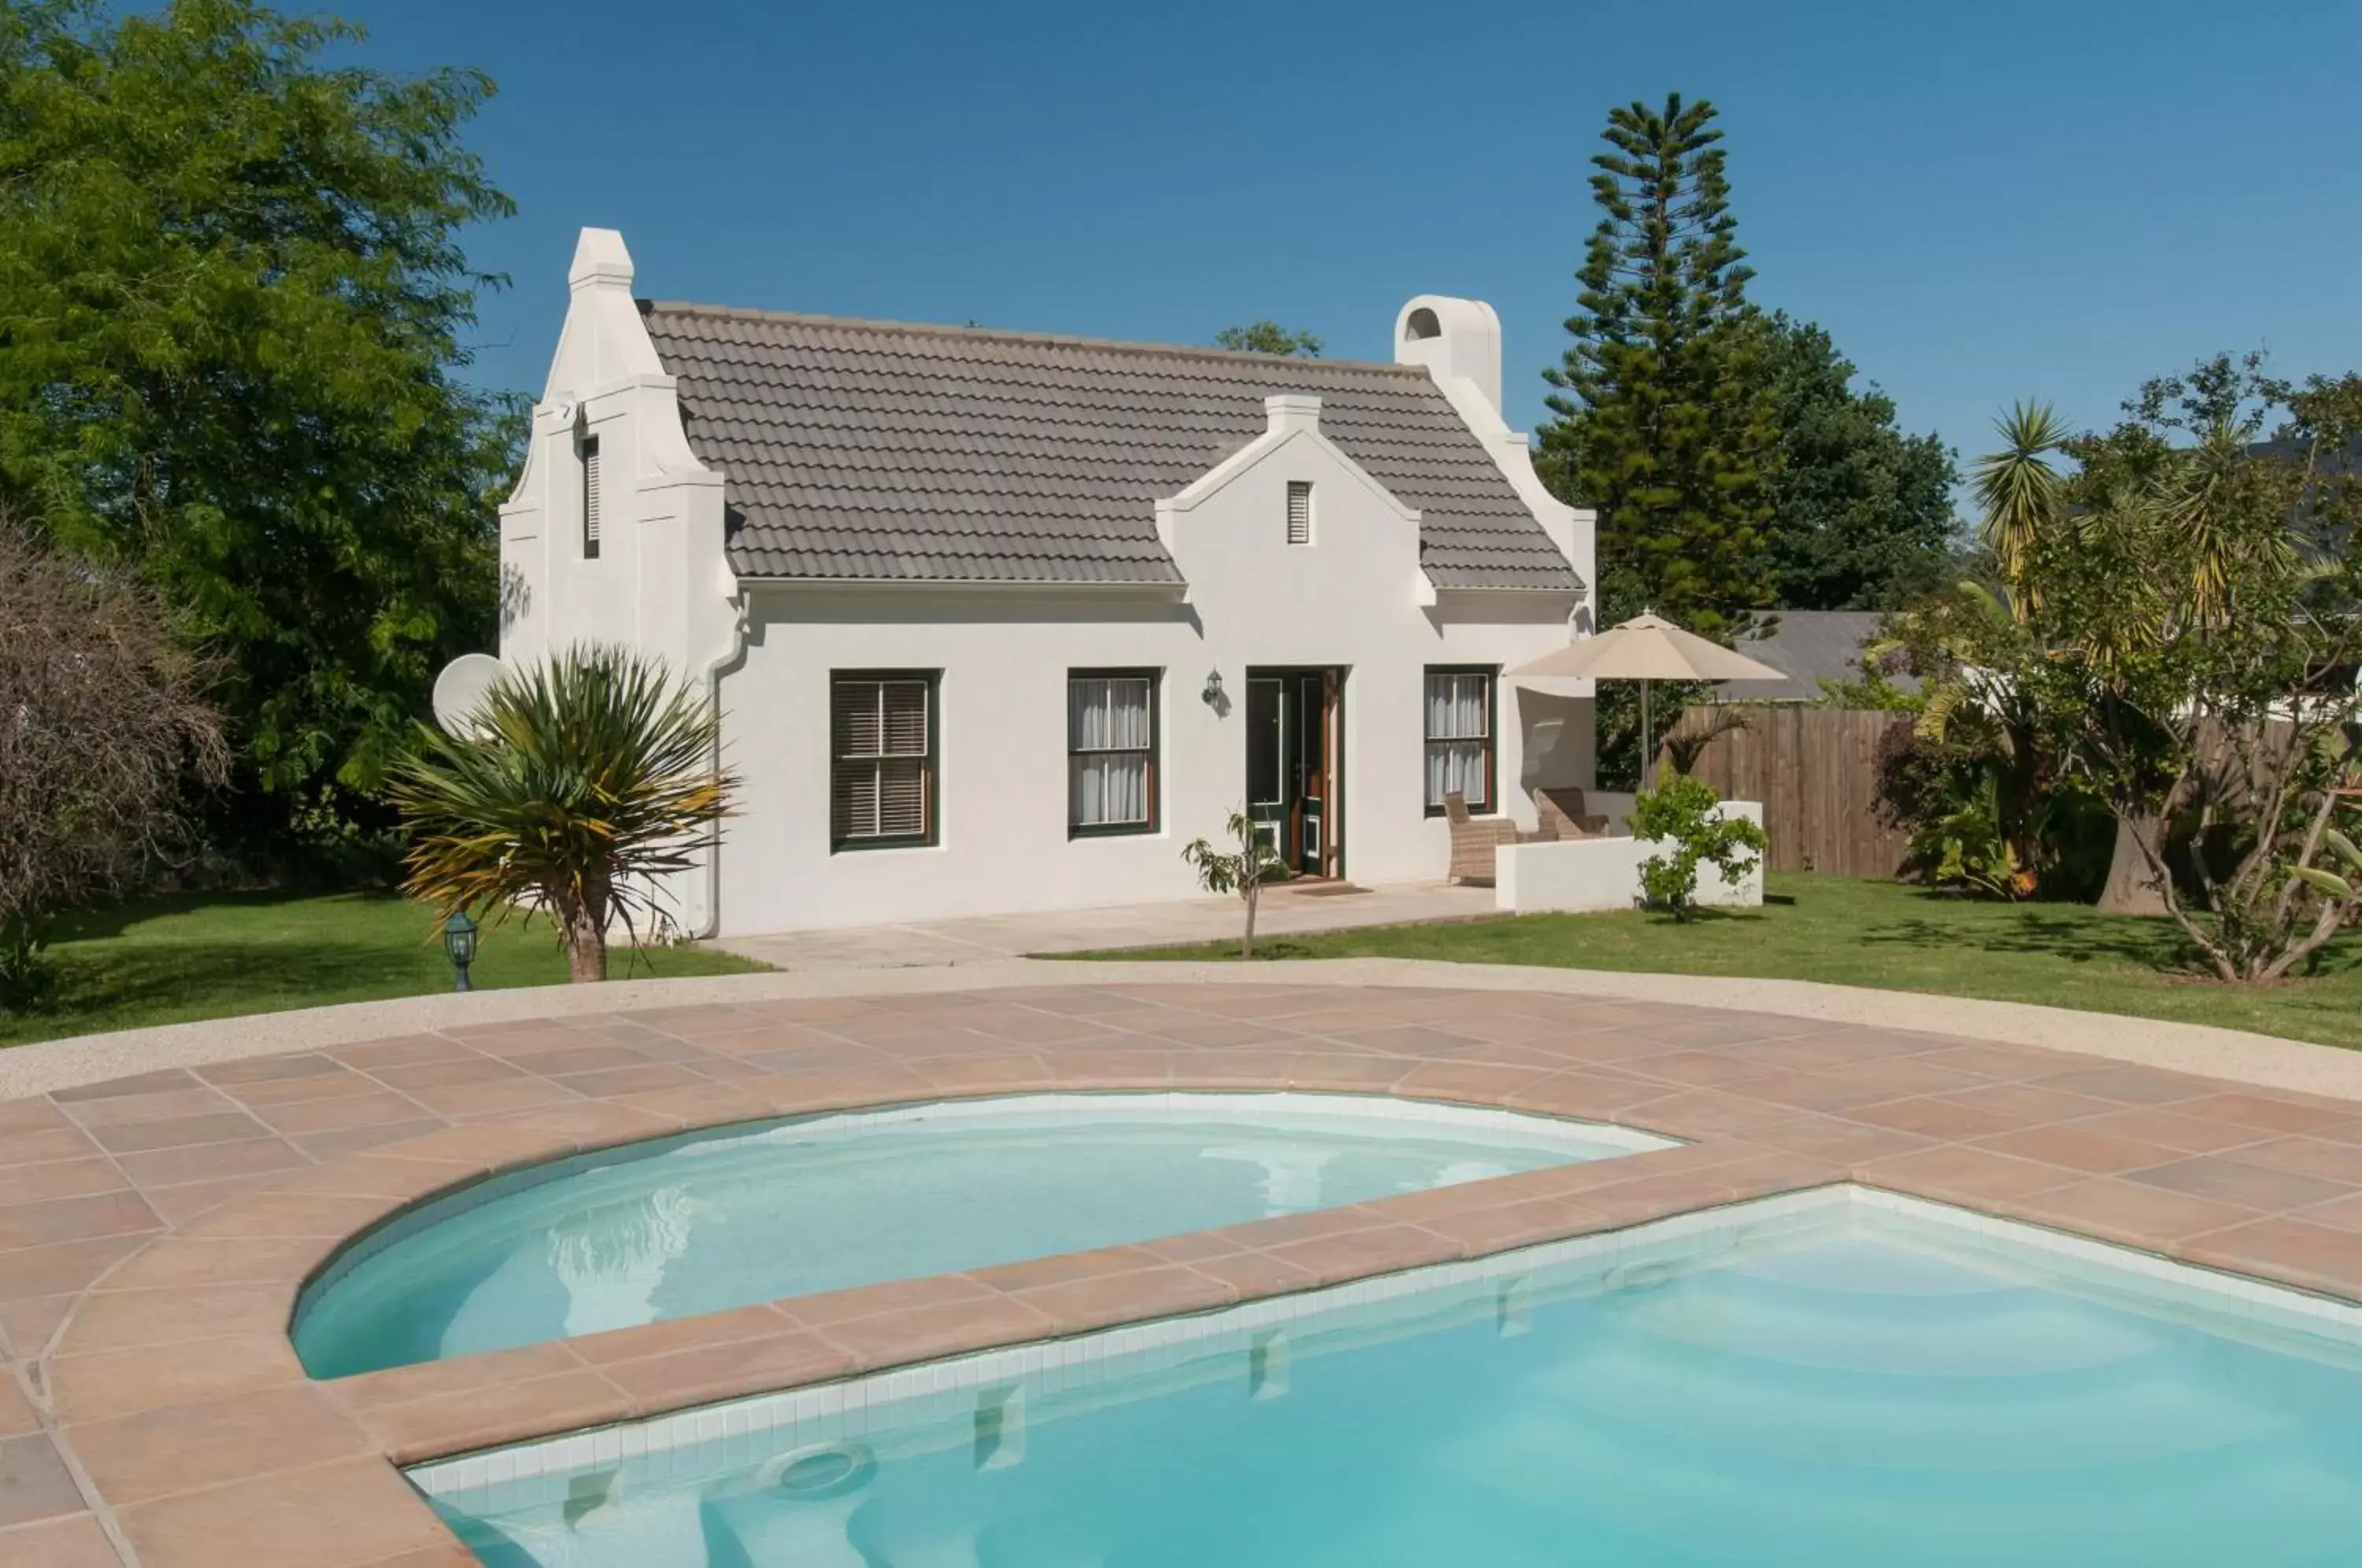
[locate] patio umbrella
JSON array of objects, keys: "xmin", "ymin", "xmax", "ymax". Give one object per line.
[{"xmin": 1507, "ymin": 612, "xmax": 1785, "ymax": 786}]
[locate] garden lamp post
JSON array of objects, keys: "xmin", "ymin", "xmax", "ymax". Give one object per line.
[{"xmin": 442, "ymin": 909, "xmax": 479, "ymax": 993}]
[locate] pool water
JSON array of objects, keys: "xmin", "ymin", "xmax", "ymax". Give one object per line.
[
  {"xmin": 294, "ymin": 1093, "xmax": 1665, "ymax": 1377},
  {"xmin": 417, "ymin": 1191, "xmax": 2362, "ymax": 1568}
]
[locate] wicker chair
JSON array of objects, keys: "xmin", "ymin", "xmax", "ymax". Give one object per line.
[
  {"xmin": 1443, "ymin": 792, "xmax": 1523, "ymax": 886},
  {"xmin": 1534, "ymin": 786, "xmax": 1614, "ymax": 841}
]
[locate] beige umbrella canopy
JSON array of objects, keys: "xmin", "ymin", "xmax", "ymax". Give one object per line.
[{"xmin": 1508, "ymin": 612, "xmax": 1785, "ymax": 785}]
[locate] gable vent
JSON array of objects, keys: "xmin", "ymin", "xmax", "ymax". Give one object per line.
[
  {"xmin": 583, "ymin": 435, "xmax": 603, "ymax": 560},
  {"xmin": 1286, "ymin": 481, "xmax": 1312, "ymax": 546}
]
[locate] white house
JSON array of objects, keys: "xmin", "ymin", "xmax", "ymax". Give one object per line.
[{"xmin": 497, "ymin": 228, "xmax": 1598, "ymax": 938}]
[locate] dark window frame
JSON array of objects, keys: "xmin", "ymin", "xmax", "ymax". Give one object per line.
[
  {"xmin": 581, "ymin": 432, "xmax": 602, "ymax": 560},
  {"xmin": 1068, "ymin": 668, "xmax": 1161, "ymax": 839},
  {"xmin": 1422, "ymin": 664, "xmax": 1498, "ymax": 818},
  {"xmin": 829, "ymin": 669, "xmax": 940, "ymax": 852}
]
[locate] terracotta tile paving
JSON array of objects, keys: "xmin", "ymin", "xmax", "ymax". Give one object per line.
[{"xmin": 9, "ymin": 979, "xmax": 2362, "ymax": 1564}]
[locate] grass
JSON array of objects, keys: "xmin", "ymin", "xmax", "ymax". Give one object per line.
[
  {"xmin": 1072, "ymin": 873, "xmax": 2362, "ymax": 1051},
  {"xmin": 0, "ymin": 889, "xmax": 767, "ymax": 1048}
]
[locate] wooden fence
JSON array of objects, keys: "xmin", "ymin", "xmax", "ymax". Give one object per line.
[{"xmin": 1679, "ymin": 705, "xmax": 1912, "ymax": 878}]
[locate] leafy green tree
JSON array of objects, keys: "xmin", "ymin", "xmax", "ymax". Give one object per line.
[
  {"xmin": 1756, "ymin": 314, "xmax": 1959, "ymax": 609},
  {"xmin": 1214, "ymin": 321, "xmax": 1323, "ymax": 357},
  {"xmin": 388, "ymin": 646, "xmax": 739, "ymax": 983},
  {"xmin": 1180, "ymin": 808, "xmax": 1288, "ymax": 958},
  {"xmin": 1894, "ymin": 357, "xmax": 2362, "ymax": 979},
  {"xmin": 1630, "ymin": 773, "xmax": 1768, "ymax": 920},
  {"xmin": 0, "ymin": 0, "xmax": 520, "ymax": 851},
  {"xmin": 1537, "ymin": 93, "xmax": 1778, "ymax": 644}
]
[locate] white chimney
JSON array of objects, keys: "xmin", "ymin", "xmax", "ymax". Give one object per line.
[{"xmin": 1394, "ymin": 295, "xmax": 1502, "ymax": 417}]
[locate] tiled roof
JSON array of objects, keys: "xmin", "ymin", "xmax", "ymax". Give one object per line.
[
  {"xmin": 638, "ymin": 302, "xmax": 1579, "ymax": 589},
  {"xmin": 1714, "ymin": 611, "xmax": 1913, "ymax": 703}
]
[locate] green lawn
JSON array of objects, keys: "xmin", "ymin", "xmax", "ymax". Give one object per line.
[
  {"xmin": 1073, "ymin": 874, "xmax": 2362, "ymax": 1051},
  {"xmin": 1, "ymin": 890, "xmax": 767, "ymax": 1047}
]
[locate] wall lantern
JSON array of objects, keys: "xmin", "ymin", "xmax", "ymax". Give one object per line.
[
  {"xmin": 442, "ymin": 909, "xmax": 480, "ymax": 993},
  {"xmin": 1201, "ymin": 670, "xmax": 1225, "ymax": 708}
]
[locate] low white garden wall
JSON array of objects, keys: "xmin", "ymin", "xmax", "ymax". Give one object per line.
[{"xmin": 1494, "ymin": 801, "xmax": 1765, "ymax": 915}]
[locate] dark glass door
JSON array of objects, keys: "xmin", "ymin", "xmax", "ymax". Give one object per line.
[
  {"xmin": 1244, "ymin": 669, "xmax": 1342, "ymax": 877},
  {"xmin": 1246, "ymin": 676, "xmax": 1285, "ymax": 856},
  {"xmin": 1290, "ymin": 671, "xmax": 1324, "ymax": 875}
]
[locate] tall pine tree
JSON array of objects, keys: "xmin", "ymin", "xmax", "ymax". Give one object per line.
[{"xmin": 1538, "ymin": 94, "xmax": 1777, "ymax": 642}]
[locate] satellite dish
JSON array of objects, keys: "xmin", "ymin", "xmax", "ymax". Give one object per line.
[{"xmin": 431, "ymin": 653, "xmax": 509, "ymax": 738}]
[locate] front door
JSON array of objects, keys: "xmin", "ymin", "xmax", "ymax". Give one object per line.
[{"xmin": 1246, "ymin": 668, "xmax": 1343, "ymax": 877}]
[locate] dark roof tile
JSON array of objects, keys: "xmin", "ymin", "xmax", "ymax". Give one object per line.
[{"xmin": 639, "ymin": 303, "xmax": 1578, "ymax": 589}]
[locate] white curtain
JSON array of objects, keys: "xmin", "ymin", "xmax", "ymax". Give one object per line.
[
  {"xmin": 1425, "ymin": 672, "xmax": 1490, "ymax": 808},
  {"xmin": 1072, "ymin": 677, "xmax": 1152, "ymax": 827}
]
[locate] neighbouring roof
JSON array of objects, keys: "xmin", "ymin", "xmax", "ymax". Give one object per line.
[
  {"xmin": 1712, "ymin": 610, "xmax": 1912, "ymax": 703},
  {"xmin": 638, "ymin": 302, "xmax": 1581, "ymax": 589}
]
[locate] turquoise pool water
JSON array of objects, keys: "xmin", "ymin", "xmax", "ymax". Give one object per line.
[
  {"xmin": 417, "ymin": 1191, "xmax": 2362, "ymax": 1567},
  {"xmin": 294, "ymin": 1092, "xmax": 1664, "ymax": 1378}
]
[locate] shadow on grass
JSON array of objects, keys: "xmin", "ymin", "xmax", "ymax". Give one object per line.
[
  {"xmin": 1861, "ymin": 910, "xmax": 2187, "ymax": 969},
  {"xmin": 24, "ymin": 937, "xmax": 439, "ymax": 1025},
  {"xmin": 50, "ymin": 886, "xmax": 408, "ymax": 943}
]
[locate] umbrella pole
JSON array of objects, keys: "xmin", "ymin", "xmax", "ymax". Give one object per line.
[{"xmin": 1641, "ymin": 679, "xmax": 1653, "ymax": 792}]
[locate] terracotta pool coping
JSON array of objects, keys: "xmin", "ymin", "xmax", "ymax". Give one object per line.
[{"xmin": 15, "ymin": 982, "xmax": 2362, "ymax": 1567}]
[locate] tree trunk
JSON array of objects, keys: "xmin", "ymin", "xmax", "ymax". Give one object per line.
[
  {"xmin": 2097, "ymin": 813, "xmax": 2169, "ymax": 917},
  {"xmin": 1241, "ymin": 883, "xmax": 1259, "ymax": 960},
  {"xmin": 563, "ymin": 899, "xmax": 609, "ymax": 983}
]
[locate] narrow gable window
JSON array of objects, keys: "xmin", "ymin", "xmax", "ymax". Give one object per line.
[
  {"xmin": 1423, "ymin": 667, "xmax": 1494, "ymax": 814},
  {"xmin": 831, "ymin": 673, "xmax": 936, "ymax": 849},
  {"xmin": 1286, "ymin": 480, "xmax": 1312, "ymax": 545},
  {"xmin": 1069, "ymin": 671, "xmax": 1157, "ymax": 835},
  {"xmin": 581, "ymin": 435, "xmax": 602, "ymax": 560}
]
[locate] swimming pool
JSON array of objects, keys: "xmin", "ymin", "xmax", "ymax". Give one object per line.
[
  {"xmin": 294, "ymin": 1092, "xmax": 1670, "ymax": 1378},
  {"xmin": 413, "ymin": 1187, "xmax": 2362, "ymax": 1567}
]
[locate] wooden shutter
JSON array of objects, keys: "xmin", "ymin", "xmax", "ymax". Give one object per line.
[
  {"xmin": 583, "ymin": 436, "xmax": 602, "ymax": 559},
  {"xmin": 880, "ymin": 681, "xmax": 928, "ymax": 756},
  {"xmin": 1287, "ymin": 481, "xmax": 1312, "ymax": 545},
  {"xmin": 877, "ymin": 679, "xmax": 930, "ymax": 838},
  {"xmin": 833, "ymin": 679, "xmax": 881, "ymax": 758}
]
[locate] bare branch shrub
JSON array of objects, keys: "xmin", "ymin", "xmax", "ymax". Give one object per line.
[{"xmin": 0, "ymin": 523, "xmax": 227, "ymax": 1001}]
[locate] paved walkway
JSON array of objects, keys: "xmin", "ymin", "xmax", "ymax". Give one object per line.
[
  {"xmin": 703, "ymin": 880, "xmax": 1498, "ymax": 969},
  {"xmin": 13, "ymin": 977, "xmax": 2362, "ymax": 1566}
]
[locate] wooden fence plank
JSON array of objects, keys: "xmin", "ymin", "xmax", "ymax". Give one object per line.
[{"xmin": 1682, "ymin": 705, "xmax": 1911, "ymax": 878}]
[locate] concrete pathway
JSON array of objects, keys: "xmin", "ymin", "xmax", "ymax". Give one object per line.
[{"xmin": 703, "ymin": 880, "xmax": 1498, "ymax": 970}]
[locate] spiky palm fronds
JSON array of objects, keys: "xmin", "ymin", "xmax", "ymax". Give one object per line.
[
  {"xmin": 1972, "ymin": 401, "xmax": 2073, "ymax": 604},
  {"xmin": 387, "ymin": 645, "xmax": 738, "ymax": 981}
]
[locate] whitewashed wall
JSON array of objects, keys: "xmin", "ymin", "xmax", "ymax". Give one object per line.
[
  {"xmin": 1494, "ymin": 801, "xmax": 1768, "ymax": 915},
  {"xmin": 500, "ymin": 228, "xmax": 1597, "ymax": 937}
]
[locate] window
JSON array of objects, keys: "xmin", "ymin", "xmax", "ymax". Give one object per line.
[
  {"xmin": 1423, "ymin": 667, "xmax": 1494, "ymax": 814},
  {"xmin": 831, "ymin": 673, "xmax": 936, "ymax": 849},
  {"xmin": 1286, "ymin": 480, "xmax": 1312, "ymax": 545},
  {"xmin": 581, "ymin": 435, "xmax": 602, "ymax": 560},
  {"xmin": 1069, "ymin": 671, "xmax": 1157, "ymax": 834}
]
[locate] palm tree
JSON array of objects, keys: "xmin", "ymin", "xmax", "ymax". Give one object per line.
[
  {"xmin": 1971, "ymin": 400, "xmax": 2073, "ymax": 608},
  {"xmin": 388, "ymin": 645, "xmax": 738, "ymax": 982}
]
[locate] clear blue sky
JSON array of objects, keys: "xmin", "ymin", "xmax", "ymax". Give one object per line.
[{"xmin": 335, "ymin": 0, "xmax": 2362, "ymax": 475}]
